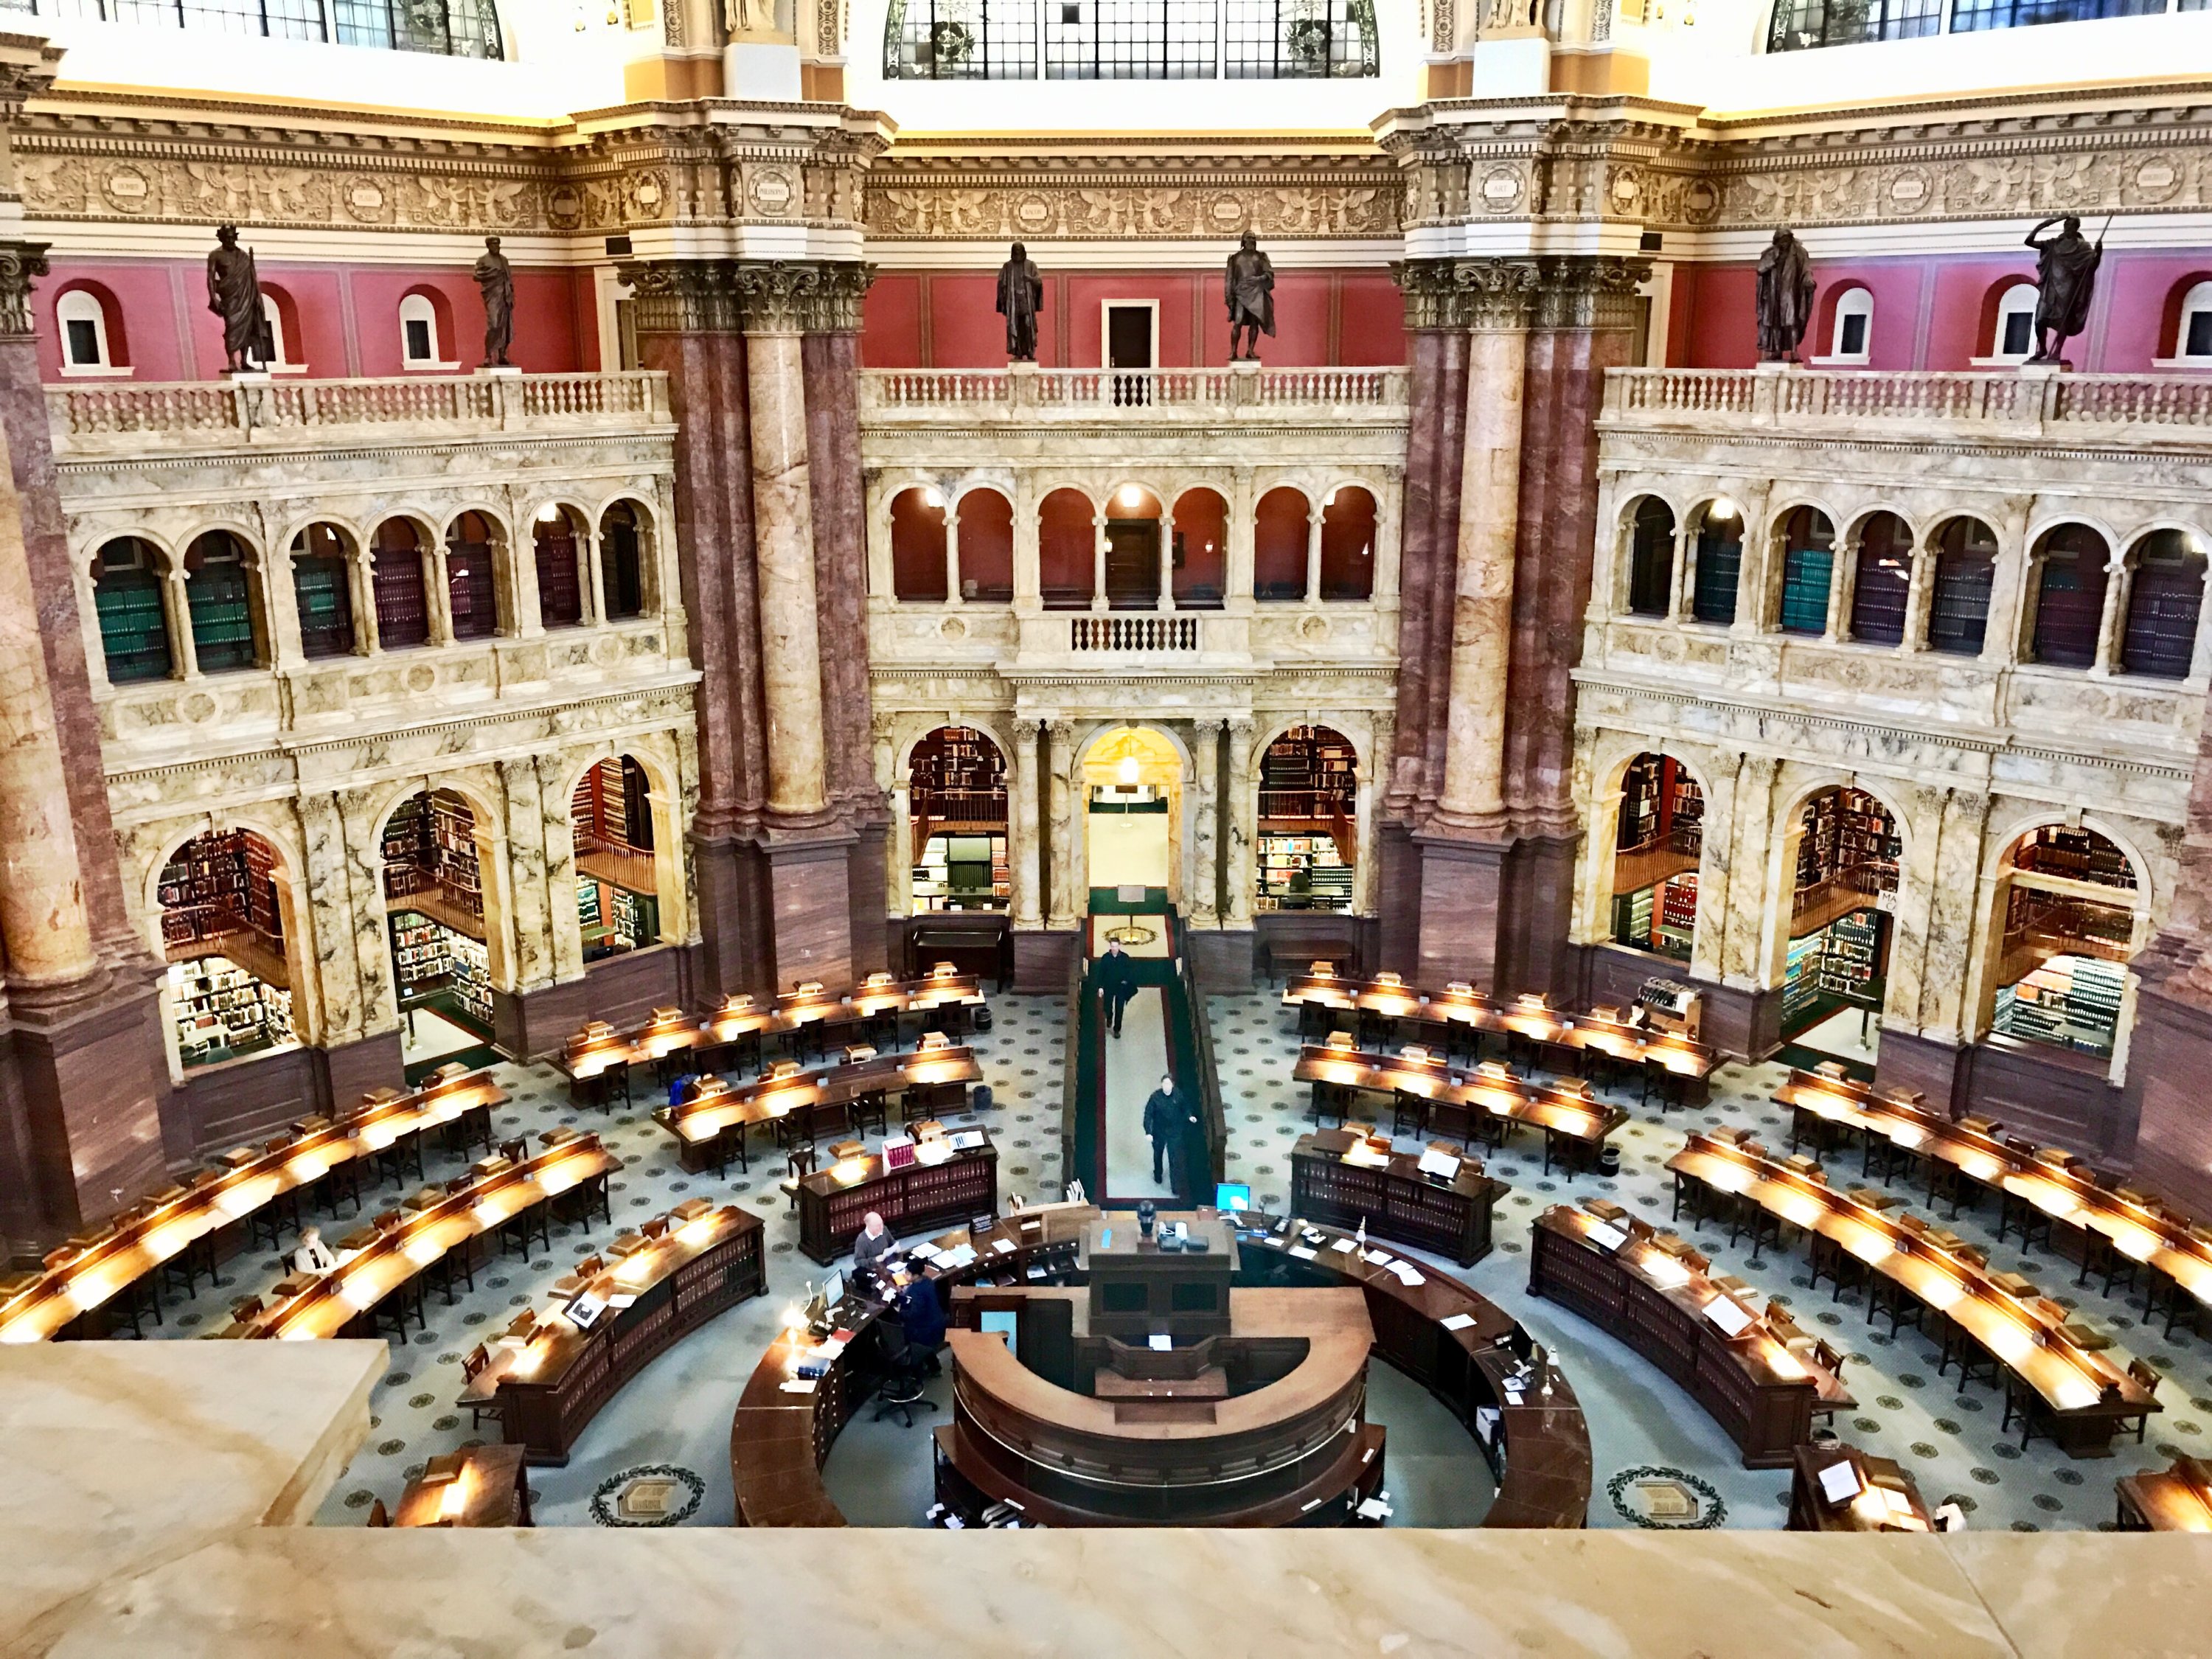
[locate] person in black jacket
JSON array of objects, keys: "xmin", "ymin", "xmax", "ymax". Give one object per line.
[
  {"xmin": 1141, "ymin": 1071, "xmax": 1189, "ymax": 1186},
  {"xmin": 1093, "ymin": 939, "xmax": 1137, "ymax": 1037}
]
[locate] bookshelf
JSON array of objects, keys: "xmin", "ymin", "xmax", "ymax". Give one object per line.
[
  {"xmin": 1995, "ymin": 953, "xmax": 2126, "ymax": 1057},
  {"xmin": 2012, "ymin": 825, "xmax": 2136, "ymax": 892},
  {"xmin": 371, "ymin": 543, "xmax": 431, "ymax": 649},
  {"xmin": 1817, "ymin": 909, "xmax": 1884, "ymax": 1010},
  {"xmin": 158, "ymin": 830, "xmax": 283, "ymax": 958},
  {"xmin": 1658, "ymin": 876, "xmax": 1697, "ymax": 958},
  {"xmin": 1783, "ymin": 934, "xmax": 1822, "ymax": 1026},
  {"xmin": 293, "ymin": 554, "xmax": 355, "ymax": 658},
  {"xmin": 910, "ymin": 728, "xmax": 1008, "ymax": 828},
  {"xmin": 169, "ymin": 953, "xmax": 293, "ymax": 1068},
  {"xmin": 390, "ymin": 910, "xmax": 493, "ymax": 1031},
  {"xmin": 1258, "ymin": 726, "xmax": 1356, "ymax": 824},
  {"xmin": 94, "ymin": 540, "xmax": 173, "ymax": 683},
  {"xmin": 1795, "ymin": 789, "xmax": 1898, "ymax": 898},
  {"xmin": 912, "ymin": 832, "xmax": 1009, "ymax": 913},
  {"xmin": 382, "ymin": 790, "xmax": 484, "ymax": 923},
  {"xmin": 184, "ymin": 539, "xmax": 258, "ymax": 673},
  {"xmin": 1256, "ymin": 832, "xmax": 1352, "ymax": 912}
]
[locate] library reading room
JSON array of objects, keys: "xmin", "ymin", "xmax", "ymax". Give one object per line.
[{"xmin": 8, "ymin": 0, "xmax": 2212, "ymax": 1652}]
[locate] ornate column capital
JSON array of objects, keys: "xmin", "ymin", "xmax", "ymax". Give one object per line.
[
  {"xmin": 1392, "ymin": 258, "xmax": 1471, "ymax": 332},
  {"xmin": 0, "ymin": 240, "xmax": 49, "ymax": 339},
  {"xmin": 1532, "ymin": 254, "xmax": 1652, "ymax": 332},
  {"xmin": 1013, "ymin": 715, "xmax": 1043, "ymax": 739},
  {"xmin": 618, "ymin": 260, "xmax": 740, "ymax": 334},
  {"xmin": 731, "ymin": 259, "xmax": 875, "ymax": 335}
]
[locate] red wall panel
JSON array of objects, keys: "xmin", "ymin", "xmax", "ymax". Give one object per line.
[
  {"xmin": 1338, "ymin": 273, "xmax": 1407, "ymax": 366},
  {"xmin": 863, "ymin": 274, "xmax": 925, "ymax": 369}
]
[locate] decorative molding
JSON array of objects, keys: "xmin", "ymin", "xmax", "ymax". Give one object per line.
[
  {"xmin": 0, "ymin": 239, "xmax": 49, "ymax": 338},
  {"xmin": 1534, "ymin": 254, "xmax": 1650, "ymax": 332},
  {"xmin": 621, "ymin": 257, "xmax": 872, "ymax": 334},
  {"xmin": 1394, "ymin": 254, "xmax": 1641, "ymax": 332}
]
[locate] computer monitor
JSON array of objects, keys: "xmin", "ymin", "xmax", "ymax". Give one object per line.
[
  {"xmin": 1214, "ymin": 1181, "xmax": 1252, "ymax": 1213},
  {"xmin": 979, "ymin": 1310, "xmax": 1018, "ymax": 1343},
  {"xmin": 820, "ymin": 1270, "xmax": 844, "ymax": 1312}
]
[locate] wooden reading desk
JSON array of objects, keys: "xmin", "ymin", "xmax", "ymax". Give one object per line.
[
  {"xmin": 796, "ymin": 1131, "xmax": 998, "ymax": 1265},
  {"xmin": 0, "ymin": 1066, "xmax": 503, "ymax": 1344},
  {"xmin": 1666, "ymin": 1130, "xmax": 2159, "ymax": 1457},
  {"xmin": 1529, "ymin": 1202, "xmax": 1851, "ymax": 1468},
  {"xmin": 393, "ymin": 1444, "xmax": 532, "ymax": 1527},
  {"xmin": 653, "ymin": 1039, "xmax": 983, "ymax": 1173},
  {"xmin": 1287, "ymin": 1130, "xmax": 1506, "ymax": 1266},
  {"xmin": 1787, "ymin": 1443, "xmax": 1934, "ymax": 1532},
  {"xmin": 2116, "ymin": 1455, "xmax": 2212, "ymax": 1531}
]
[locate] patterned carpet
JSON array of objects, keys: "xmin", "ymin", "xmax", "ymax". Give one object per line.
[{"xmin": 138, "ymin": 990, "xmax": 2204, "ymax": 1531}]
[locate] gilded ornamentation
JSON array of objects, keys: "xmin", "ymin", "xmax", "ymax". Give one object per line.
[{"xmin": 866, "ymin": 167, "xmax": 1399, "ymax": 241}]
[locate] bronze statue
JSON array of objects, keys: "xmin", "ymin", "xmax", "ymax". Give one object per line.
[
  {"xmin": 474, "ymin": 235, "xmax": 515, "ymax": 368},
  {"xmin": 1754, "ymin": 228, "xmax": 1815, "ymax": 364},
  {"xmin": 2025, "ymin": 214, "xmax": 2104, "ymax": 365},
  {"xmin": 206, "ymin": 224, "xmax": 268, "ymax": 375},
  {"xmin": 995, "ymin": 241, "xmax": 1042, "ymax": 363},
  {"xmin": 1225, "ymin": 230, "xmax": 1275, "ymax": 361}
]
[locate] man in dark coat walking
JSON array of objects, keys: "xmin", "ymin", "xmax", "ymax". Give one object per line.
[
  {"xmin": 1141, "ymin": 1071, "xmax": 1192, "ymax": 1187},
  {"xmin": 1093, "ymin": 939, "xmax": 1137, "ymax": 1038}
]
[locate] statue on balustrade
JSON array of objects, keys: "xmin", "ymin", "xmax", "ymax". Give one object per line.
[
  {"xmin": 1754, "ymin": 228, "xmax": 1815, "ymax": 364},
  {"xmin": 475, "ymin": 235, "xmax": 515, "ymax": 369},
  {"xmin": 2025, "ymin": 215, "xmax": 2104, "ymax": 366},
  {"xmin": 206, "ymin": 224, "xmax": 271, "ymax": 375},
  {"xmin": 996, "ymin": 242, "xmax": 1043, "ymax": 363},
  {"xmin": 1226, "ymin": 232, "xmax": 1276, "ymax": 361}
]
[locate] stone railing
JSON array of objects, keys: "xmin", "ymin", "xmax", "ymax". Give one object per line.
[
  {"xmin": 48, "ymin": 372, "xmax": 674, "ymax": 453},
  {"xmin": 860, "ymin": 366, "xmax": 1408, "ymax": 422},
  {"xmin": 1604, "ymin": 366, "xmax": 2212, "ymax": 436},
  {"xmin": 1070, "ymin": 613, "xmax": 1200, "ymax": 652}
]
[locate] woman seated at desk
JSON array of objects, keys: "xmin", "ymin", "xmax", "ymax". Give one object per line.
[{"xmin": 293, "ymin": 1226, "xmax": 339, "ymax": 1276}]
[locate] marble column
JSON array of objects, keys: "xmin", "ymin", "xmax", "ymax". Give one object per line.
[
  {"xmin": 1224, "ymin": 717, "xmax": 1256, "ymax": 929},
  {"xmin": 1012, "ymin": 717, "xmax": 1043, "ymax": 929},
  {"xmin": 1046, "ymin": 719, "xmax": 1076, "ymax": 931},
  {"xmin": 1189, "ymin": 718, "xmax": 1221, "ymax": 928},
  {"xmin": 1091, "ymin": 509, "xmax": 1108, "ymax": 613},
  {"xmin": 1436, "ymin": 268, "xmax": 1536, "ymax": 825},
  {"xmin": 1304, "ymin": 505, "xmax": 1323, "ymax": 603}
]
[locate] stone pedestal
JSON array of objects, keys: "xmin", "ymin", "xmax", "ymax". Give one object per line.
[
  {"xmin": 4, "ymin": 980, "xmax": 168, "ymax": 1251},
  {"xmin": 2124, "ymin": 973, "xmax": 2212, "ymax": 1215},
  {"xmin": 763, "ymin": 828, "xmax": 858, "ymax": 993},
  {"xmin": 1412, "ymin": 831, "xmax": 1509, "ymax": 991}
]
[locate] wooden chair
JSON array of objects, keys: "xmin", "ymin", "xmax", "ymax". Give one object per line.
[
  {"xmin": 1390, "ymin": 1090, "xmax": 1427, "ymax": 1141},
  {"xmin": 498, "ymin": 1138, "xmax": 529, "ymax": 1166},
  {"xmin": 2121, "ymin": 1358, "xmax": 2163, "ymax": 1444},
  {"xmin": 848, "ymin": 1088, "xmax": 889, "ymax": 1139},
  {"xmin": 2000, "ymin": 1372, "xmax": 2051, "ymax": 1451},
  {"xmin": 366, "ymin": 1498, "xmax": 390, "ymax": 1528},
  {"xmin": 461, "ymin": 1343, "xmax": 504, "ymax": 1430},
  {"xmin": 782, "ymin": 1142, "xmax": 818, "ymax": 1211},
  {"xmin": 1809, "ymin": 1338, "xmax": 1847, "ymax": 1427}
]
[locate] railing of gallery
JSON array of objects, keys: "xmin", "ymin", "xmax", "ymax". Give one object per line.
[
  {"xmin": 861, "ymin": 366, "xmax": 1407, "ymax": 415},
  {"xmin": 1606, "ymin": 367, "xmax": 2212, "ymax": 431}
]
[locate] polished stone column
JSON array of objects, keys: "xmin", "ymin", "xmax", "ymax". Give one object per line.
[
  {"xmin": 1223, "ymin": 717, "xmax": 1256, "ymax": 930},
  {"xmin": 1046, "ymin": 719, "xmax": 1077, "ymax": 931},
  {"xmin": 1012, "ymin": 717, "xmax": 1043, "ymax": 929},
  {"xmin": 1189, "ymin": 718, "xmax": 1221, "ymax": 928}
]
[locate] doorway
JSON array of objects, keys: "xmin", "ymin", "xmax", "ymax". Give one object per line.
[
  {"xmin": 1105, "ymin": 302, "xmax": 1155, "ymax": 406},
  {"xmin": 1781, "ymin": 786, "xmax": 1899, "ymax": 1071},
  {"xmin": 1082, "ymin": 726, "xmax": 1181, "ymax": 910}
]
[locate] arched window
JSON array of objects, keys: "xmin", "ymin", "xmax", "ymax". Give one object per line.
[
  {"xmin": 1257, "ymin": 726, "xmax": 1357, "ymax": 913},
  {"xmin": 1254, "ymin": 486, "xmax": 1310, "ymax": 601},
  {"xmin": 533, "ymin": 507, "xmax": 584, "ymax": 627},
  {"xmin": 1847, "ymin": 512, "xmax": 1912, "ymax": 645},
  {"xmin": 445, "ymin": 511, "xmax": 500, "ymax": 640},
  {"xmin": 1824, "ymin": 287, "xmax": 1873, "ymax": 364},
  {"xmin": 92, "ymin": 537, "xmax": 172, "ymax": 682},
  {"xmin": 2029, "ymin": 524, "xmax": 2111, "ymax": 669},
  {"xmin": 56, "ymin": 288, "xmax": 125, "ymax": 375},
  {"xmin": 1171, "ymin": 488, "xmax": 1228, "ymax": 610},
  {"xmin": 956, "ymin": 487, "xmax": 1015, "ymax": 603},
  {"xmin": 182, "ymin": 530, "xmax": 262, "ymax": 672},
  {"xmin": 599, "ymin": 503, "xmax": 645, "ymax": 619},
  {"xmin": 260, "ymin": 286, "xmax": 304, "ymax": 371},
  {"xmin": 891, "ymin": 486, "xmax": 949, "ymax": 602},
  {"xmin": 399, "ymin": 292, "xmax": 446, "ymax": 369},
  {"xmin": 159, "ymin": 829, "xmax": 296, "ymax": 1069},
  {"xmin": 1775, "ymin": 507, "xmax": 1837, "ymax": 635},
  {"xmin": 908, "ymin": 727, "xmax": 1009, "ymax": 914},
  {"xmin": 289, "ymin": 523, "xmax": 355, "ymax": 659},
  {"xmin": 1989, "ymin": 282, "xmax": 2039, "ymax": 364},
  {"xmin": 1610, "ymin": 753, "xmax": 1702, "ymax": 961},
  {"xmin": 1689, "ymin": 499, "xmax": 1743, "ymax": 625},
  {"xmin": 1927, "ymin": 517, "xmax": 1997, "ymax": 655},
  {"xmin": 1624, "ymin": 496, "xmax": 1675, "ymax": 618},
  {"xmin": 1105, "ymin": 484, "xmax": 1164, "ymax": 609},
  {"xmin": 369, "ymin": 520, "xmax": 431, "ymax": 649},
  {"xmin": 2172, "ymin": 279, "xmax": 2212, "ymax": 364},
  {"xmin": 1038, "ymin": 489, "xmax": 1095, "ymax": 610},
  {"xmin": 1990, "ymin": 824, "xmax": 2140, "ymax": 1059},
  {"xmin": 2121, "ymin": 529, "xmax": 2206, "ymax": 679},
  {"xmin": 1318, "ymin": 486, "xmax": 1376, "ymax": 602},
  {"xmin": 885, "ymin": 0, "xmax": 1380, "ymax": 80}
]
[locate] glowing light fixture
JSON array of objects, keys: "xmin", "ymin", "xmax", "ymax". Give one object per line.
[
  {"xmin": 537, "ymin": 503, "xmax": 563, "ymax": 524},
  {"xmin": 1118, "ymin": 484, "xmax": 1144, "ymax": 510},
  {"xmin": 1118, "ymin": 756, "xmax": 1140, "ymax": 786},
  {"xmin": 1709, "ymin": 496, "xmax": 1739, "ymax": 524},
  {"xmin": 922, "ymin": 486, "xmax": 943, "ymax": 509}
]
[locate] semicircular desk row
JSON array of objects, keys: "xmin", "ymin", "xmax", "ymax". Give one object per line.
[{"xmin": 728, "ymin": 1203, "xmax": 1593, "ymax": 1530}]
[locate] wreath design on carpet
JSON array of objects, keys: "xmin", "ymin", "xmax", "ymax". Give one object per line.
[
  {"xmin": 590, "ymin": 1463, "xmax": 706, "ymax": 1528},
  {"xmin": 1605, "ymin": 1464, "xmax": 1728, "ymax": 1530}
]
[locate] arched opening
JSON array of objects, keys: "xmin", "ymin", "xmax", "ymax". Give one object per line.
[
  {"xmin": 571, "ymin": 755, "xmax": 669, "ymax": 961},
  {"xmin": 908, "ymin": 726, "xmax": 1009, "ymax": 914},
  {"xmin": 369, "ymin": 520, "xmax": 431, "ymax": 650},
  {"xmin": 1253, "ymin": 486, "xmax": 1310, "ymax": 601},
  {"xmin": 891, "ymin": 485, "xmax": 949, "ymax": 602},
  {"xmin": 2171, "ymin": 278, "xmax": 2212, "ymax": 363},
  {"xmin": 1688, "ymin": 498, "xmax": 1745, "ymax": 625},
  {"xmin": 1256, "ymin": 725, "xmax": 1356, "ymax": 914},
  {"xmin": 1624, "ymin": 495, "xmax": 1675, "ymax": 617},
  {"xmin": 289, "ymin": 523, "xmax": 357, "ymax": 659},
  {"xmin": 1783, "ymin": 785, "xmax": 1900, "ymax": 1068},
  {"xmin": 1989, "ymin": 824, "xmax": 2139, "ymax": 1059},
  {"xmin": 91, "ymin": 536, "xmax": 173, "ymax": 683},
  {"xmin": 957, "ymin": 487, "xmax": 1015, "ymax": 602},
  {"xmin": 1039, "ymin": 487, "xmax": 1095, "ymax": 611},
  {"xmin": 444, "ymin": 510, "xmax": 501, "ymax": 641},
  {"xmin": 260, "ymin": 285, "xmax": 304, "ymax": 371},
  {"xmin": 533, "ymin": 505, "xmax": 586, "ymax": 628},
  {"xmin": 1987, "ymin": 281, "xmax": 2039, "ymax": 364},
  {"xmin": 1171, "ymin": 487, "xmax": 1228, "ymax": 610},
  {"xmin": 1775, "ymin": 506, "xmax": 1837, "ymax": 635},
  {"xmin": 182, "ymin": 529, "xmax": 263, "ymax": 673},
  {"xmin": 1318, "ymin": 486, "xmax": 1377, "ymax": 602},
  {"xmin": 1083, "ymin": 726, "xmax": 1181, "ymax": 905},
  {"xmin": 2120, "ymin": 529, "xmax": 2206, "ymax": 680},
  {"xmin": 2029, "ymin": 523, "xmax": 2111, "ymax": 669},
  {"xmin": 599, "ymin": 502, "xmax": 647, "ymax": 620},
  {"xmin": 1608, "ymin": 753, "xmax": 1703, "ymax": 961},
  {"xmin": 1104, "ymin": 483, "xmax": 1163, "ymax": 610},
  {"xmin": 1846, "ymin": 512, "xmax": 1913, "ymax": 645},
  {"xmin": 56, "ymin": 285, "xmax": 128, "ymax": 374},
  {"xmin": 399, "ymin": 289, "xmax": 451, "ymax": 369},
  {"xmin": 1926, "ymin": 517, "xmax": 1997, "ymax": 655},
  {"xmin": 382, "ymin": 787, "xmax": 494, "ymax": 1060},
  {"xmin": 1824, "ymin": 285, "xmax": 1872, "ymax": 363},
  {"xmin": 160, "ymin": 828, "xmax": 297, "ymax": 1070}
]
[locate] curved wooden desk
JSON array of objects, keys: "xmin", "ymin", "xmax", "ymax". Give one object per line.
[{"xmin": 729, "ymin": 1205, "xmax": 1591, "ymax": 1529}]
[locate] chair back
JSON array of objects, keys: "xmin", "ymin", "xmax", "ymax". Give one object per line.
[
  {"xmin": 499, "ymin": 1138, "xmax": 528, "ymax": 1164},
  {"xmin": 464, "ymin": 1343, "xmax": 490, "ymax": 1381},
  {"xmin": 367, "ymin": 1498, "xmax": 390, "ymax": 1528},
  {"xmin": 2130, "ymin": 1357, "xmax": 2163, "ymax": 1393},
  {"xmin": 1815, "ymin": 1338, "xmax": 1845, "ymax": 1380},
  {"xmin": 577, "ymin": 1255, "xmax": 605, "ymax": 1278}
]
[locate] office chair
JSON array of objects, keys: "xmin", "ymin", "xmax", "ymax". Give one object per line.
[{"xmin": 871, "ymin": 1323, "xmax": 938, "ymax": 1428}]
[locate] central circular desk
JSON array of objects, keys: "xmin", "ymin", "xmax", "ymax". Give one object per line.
[{"xmin": 729, "ymin": 1203, "xmax": 1590, "ymax": 1528}]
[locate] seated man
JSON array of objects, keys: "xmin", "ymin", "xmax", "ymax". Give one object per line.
[
  {"xmin": 892, "ymin": 1263, "xmax": 947, "ymax": 1374},
  {"xmin": 293, "ymin": 1225, "xmax": 338, "ymax": 1276},
  {"xmin": 853, "ymin": 1210, "xmax": 897, "ymax": 1272}
]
